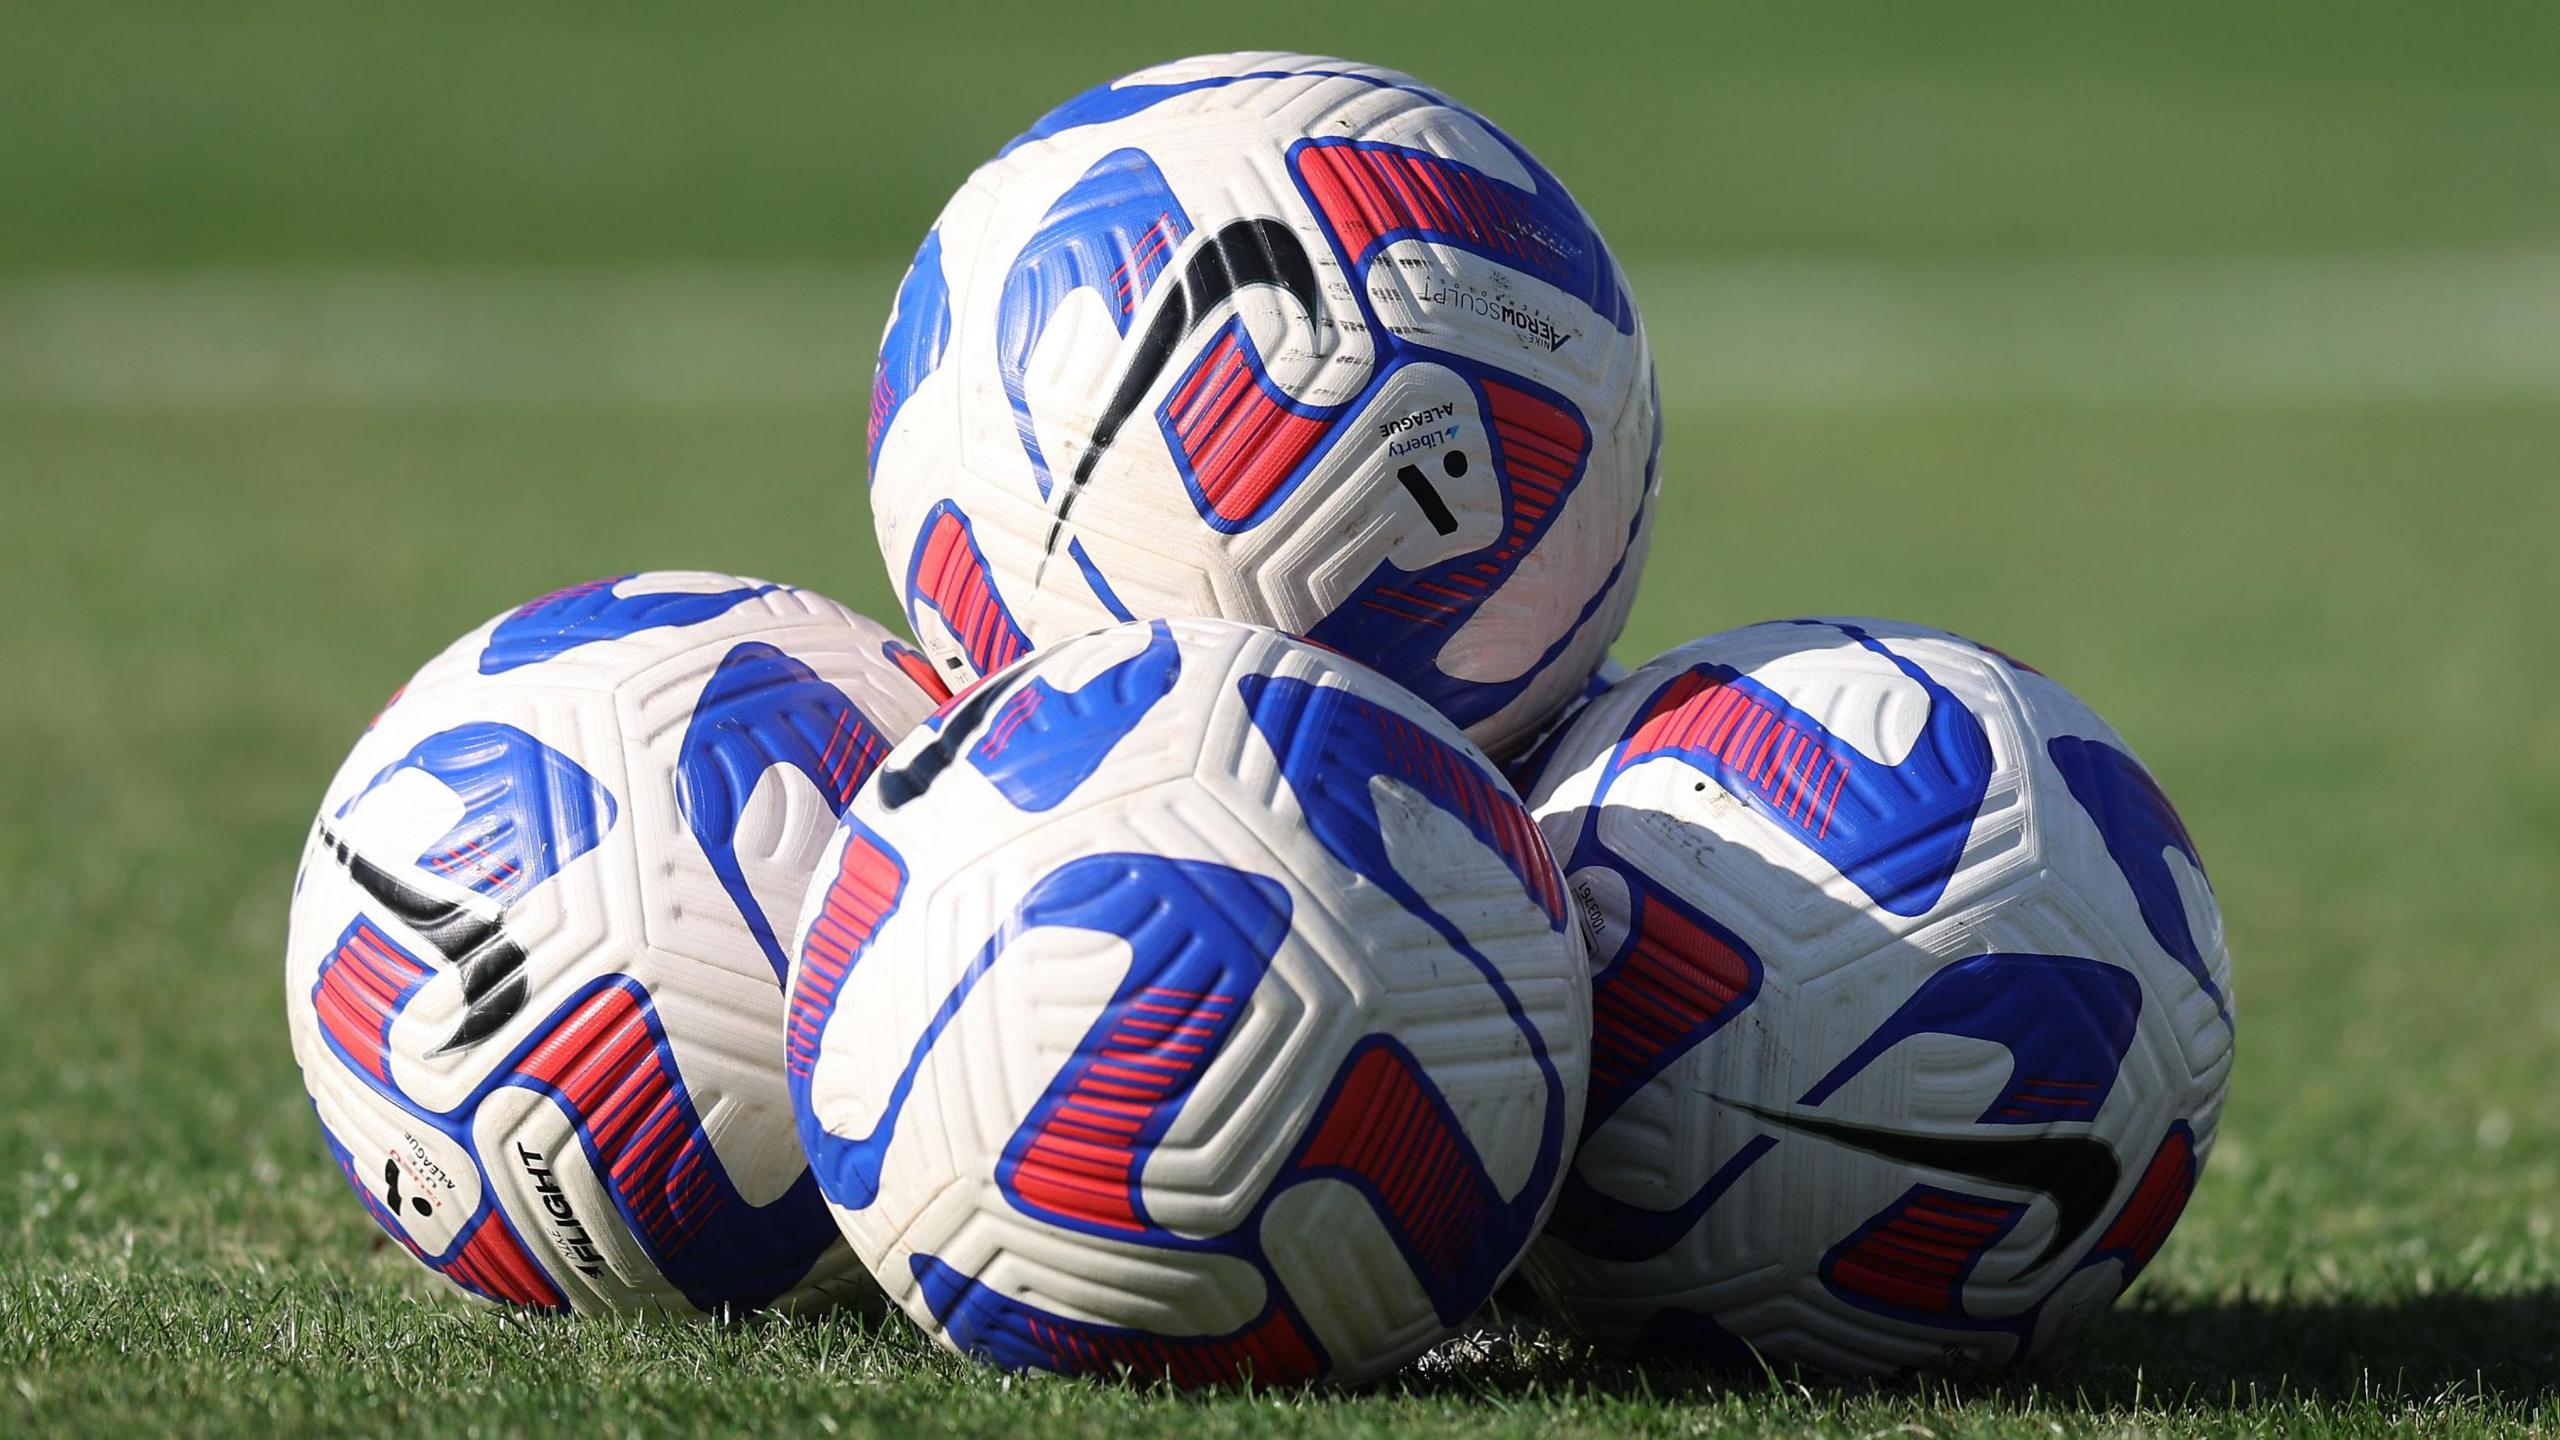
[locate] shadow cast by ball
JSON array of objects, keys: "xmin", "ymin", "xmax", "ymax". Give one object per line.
[
  {"xmin": 1403, "ymin": 1283, "xmax": 2560, "ymax": 1411},
  {"xmin": 1404, "ymin": 801, "xmax": 2554, "ymax": 1411}
]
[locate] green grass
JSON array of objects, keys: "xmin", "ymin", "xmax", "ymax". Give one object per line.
[
  {"xmin": 8, "ymin": 1, "xmax": 2560, "ymax": 267},
  {"xmin": 5, "ymin": 2, "xmax": 2559, "ymax": 1434}
]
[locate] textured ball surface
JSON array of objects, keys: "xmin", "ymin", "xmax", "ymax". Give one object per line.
[
  {"xmin": 284, "ymin": 572, "xmax": 947, "ymax": 1313},
  {"xmin": 786, "ymin": 618, "xmax": 1589, "ymax": 1385},
  {"xmin": 867, "ymin": 52, "xmax": 1658, "ymax": 758},
  {"xmin": 1518, "ymin": 619, "xmax": 2234, "ymax": 1374}
]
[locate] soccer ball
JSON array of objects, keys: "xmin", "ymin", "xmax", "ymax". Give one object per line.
[
  {"xmin": 284, "ymin": 572, "xmax": 946, "ymax": 1313},
  {"xmin": 865, "ymin": 52, "xmax": 1658, "ymax": 759},
  {"xmin": 1517, "ymin": 619, "xmax": 2234, "ymax": 1374},
  {"xmin": 785, "ymin": 618, "xmax": 1589, "ymax": 1385},
  {"xmin": 1504, "ymin": 654, "xmax": 1628, "ymax": 791}
]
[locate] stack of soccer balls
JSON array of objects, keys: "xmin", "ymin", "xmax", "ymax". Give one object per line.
[{"xmin": 286, "ymin": 53, "xmax": 2233, "ymax": 1385}]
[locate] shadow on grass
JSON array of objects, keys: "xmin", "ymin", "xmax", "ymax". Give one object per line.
[{"xmin": 1398, "ymin": 1285, "xmax": 2560, "ymax": 1411}]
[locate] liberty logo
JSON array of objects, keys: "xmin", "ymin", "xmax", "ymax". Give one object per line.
[
  {"xmin": 380, "ymin": 1157, "xmax": 432, "ymax": 1219},
  {"xmin": 1394, "ymin": 449, "xmax": 1468, "ymax": 536}
]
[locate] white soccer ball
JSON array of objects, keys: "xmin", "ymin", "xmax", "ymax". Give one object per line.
[
  {"xmin": 1518, "ymin": 619, "xmax": 2235, "ymax": 1374},
  {"xmin": 284, "ymin": 572, "xmax": 946, "ymax": 1313},
  {"xmin": 786, "ymin": 618, "xmax": 1589, "ymax": 1385},
  {"xmin": 866, "ymin": 52, "xmax": 1658, "ymax": 759}
]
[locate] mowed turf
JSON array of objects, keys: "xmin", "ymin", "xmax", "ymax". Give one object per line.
[{"xmin": 5, "ymin": 3, "xmax": 2560, "ymax": 1436}]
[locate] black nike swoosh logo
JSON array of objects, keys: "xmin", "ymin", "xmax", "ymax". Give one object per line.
[
  {"xmin": 1035, "ymin": 217, "xmax": 1325, "ymax": 578},
  {"xmin": 316, "ymin": 819, "xmax": 528, "ymax": 1053},
  {"xmin": 869, "ymin": 666, "xmax": 1032, "ymax": 812},
  {"xmin": 1735, "ymin": 1102, "xmax": 2121, "ymax": 1275}
]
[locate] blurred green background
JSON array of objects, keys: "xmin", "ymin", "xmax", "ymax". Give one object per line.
[
  {"xmin": 4, "ymin": 3, "xmax": 2559, "ymax": 1433},
  {"xmin": 9, "ymin": 1, "xmax": 2560, "ymax": 264}
]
